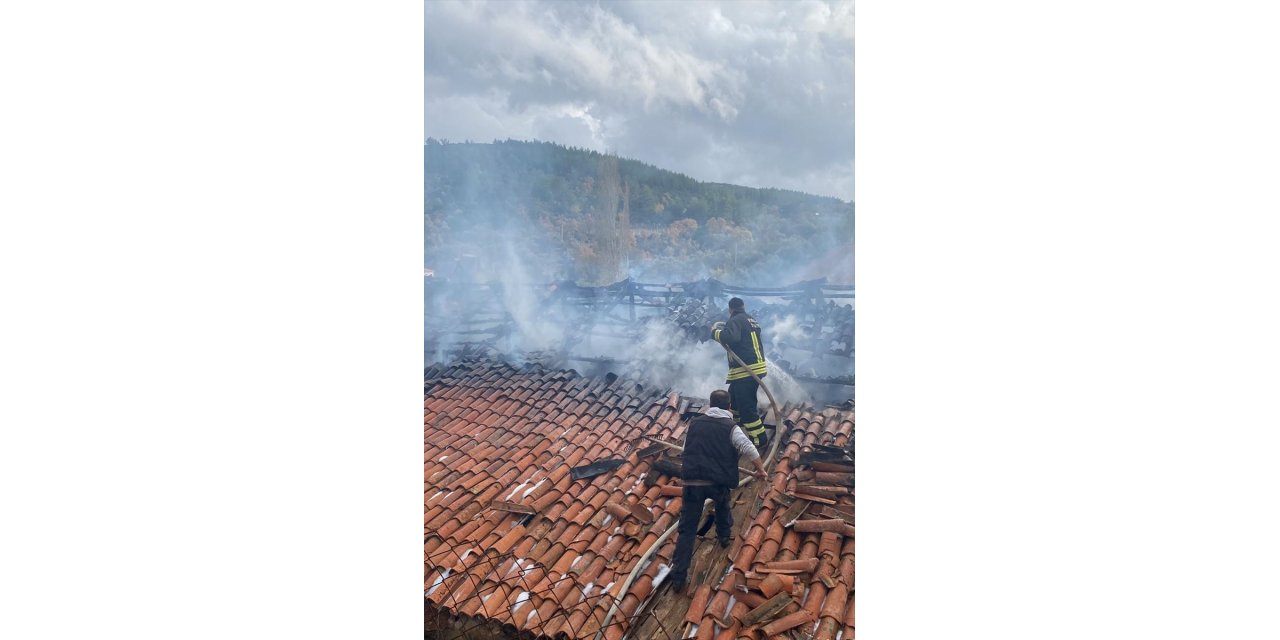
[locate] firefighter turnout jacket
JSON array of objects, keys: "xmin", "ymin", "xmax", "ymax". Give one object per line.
[{"xmin": 712, "ymin": 309, "xmax": 768, "ymax": 382}]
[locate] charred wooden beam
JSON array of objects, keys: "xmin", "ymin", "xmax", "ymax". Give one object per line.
[
  {"xmin": 817, "ymin": 505, "xmax": 856, "ymax": 525},
  {"xmin": 738, "ymin": 592, "xmax": 794, "ymax": 627},
  {"xmin": 569, "ymin": 458, "xmax": 625, "ymax": 480},
  {"xmin": 488, "ymin": 501, "xmax": 535, "ymax": 515},
  {"xmin": 808, "ymin": 462, "xmax": 855, "ymax": 473},
  {"xmin": 651, "ymin": 457, "xmax": 683, "ymax": 478}
]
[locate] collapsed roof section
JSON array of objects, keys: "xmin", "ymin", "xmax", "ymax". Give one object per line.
[
  {"xmin": 425, "ymin": 277, "xmax": 854, "ymax": 394},
  {"xmin": 424, "ymin": 358, "xmax": 854, "ymax": 640}
]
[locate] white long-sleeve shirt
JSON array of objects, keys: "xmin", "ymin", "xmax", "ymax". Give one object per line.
[{"xmin": 704, "ymin": 407, "xmax": 761, "ymax": 461}]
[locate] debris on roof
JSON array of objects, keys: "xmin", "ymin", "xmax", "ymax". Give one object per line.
[
  {"xmin": 570, "ymin": 458, "xmax": 627, "ymax": 481},
  {"xmin": 654, "ymin": 404, "xmax": 854, "ymax": 640},
  {"xmin": 425, "ymin": 357, "xmax": 854, "ymax": 640}
]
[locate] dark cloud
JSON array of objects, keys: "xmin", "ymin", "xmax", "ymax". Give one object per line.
[{"xmin": 425, "ymin": 0, "xmax": 854, "ymax": 201}]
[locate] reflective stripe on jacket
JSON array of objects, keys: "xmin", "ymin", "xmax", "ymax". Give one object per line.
[{"xmin": 712, "ymin": 310, "xmax": 767, "ymax": 382}]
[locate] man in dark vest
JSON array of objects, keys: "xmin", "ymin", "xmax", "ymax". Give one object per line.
[{"xmin": 668, "ymin": 389, "xmax": 767, "ymax": 594}]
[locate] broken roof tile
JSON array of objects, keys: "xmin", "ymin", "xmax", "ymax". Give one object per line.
[
  {"xmin": 426, "ymin": 357, "xmax": 853, "ymax": 639},
  {"xmin": 762, "ymin": 608, "xmax": 816, "ymax": 637},
  {"xmin": 758, "ymin": 557, "xmax": 820, "ymax": 574}
]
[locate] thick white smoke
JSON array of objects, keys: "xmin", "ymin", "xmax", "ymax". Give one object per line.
[
  {"xmin": 493, "ymin": 236, "xmax": 561, "ymax": 355},
  {"xmin": 769, "ymin": 314, "xmax": 808, "ymax": 353},
  {"xmin": 425, "ymin": 193, "xmax": 844, "ymax": 407},
  {"xmin": 622, "ymin": 322, "xmax": 729, "ymax": 399},
  {"xmin": 618, "ymin": 318, "xmax": 813, "ymax": 409}
]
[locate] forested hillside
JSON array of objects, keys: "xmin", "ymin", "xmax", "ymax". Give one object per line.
[{"xmin": 425, "ymin": 139, "xmax": 853, "ymax": 286}]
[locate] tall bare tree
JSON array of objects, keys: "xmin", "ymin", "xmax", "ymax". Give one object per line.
[{"xmin": 575, "ymin": 153, "xmax": 631, "ymax": 285}]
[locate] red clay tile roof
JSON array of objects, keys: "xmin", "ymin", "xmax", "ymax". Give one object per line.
[
  {"xmin": 694, "ymin": 405, "xmax": 854, "ymax": 640},
  {"xmin": 426, "ymin": 358, "xmax": 687, "ymax": 639},
  {"xmin": 425, "ymin": 357, "xmax": 854, "ymax": 640}
]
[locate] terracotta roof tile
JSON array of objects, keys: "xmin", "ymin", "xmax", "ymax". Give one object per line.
[
  {"xmin": 446, "ymin": 516, "xmax": 486, "ymax": 544},
  {"xmin": 565, "ymin": 528, "xmax": 596, "ymax": 555},
  {"xmin": 759, "ymin": 557, "xmax": 820, "ymax": 574},
  {"xmin": 798, "ymin": 538, "xmax": 821, "ymax": 561},
  {"xmin": 650, "ymin": 509, "xmax": 677, "ymax": 533},
  {"xmin": 802, "ymin": 579, "xmax": 829, "ymax": 620},
  {"xmin": 489, "ymin": 524, "xmax": 527, "ymax": 556},
  {"xmin": 528, "ymin": 487, "xmax": 561, "ymax": 513},
  {"xmin": 684, "ymin": 583, "xmax": 713, "ymax": 624},
  {"xmin": 546, "ymin": 545, "xmax": 577, "ymax": 576},
  {"xmin": 559, "ymin": 523, "xmax": 586, "ymax": 550},
  {"xmin": 628, "ymin": 400, "xmax": 854, "ymax": 640},
  {"xmin": 758, "ymin": 573, "xmax": 789, "ymax": 598},
  {"xmin": 423, "ymin": 535, "xmax": 445, "ymax": 557},
  {"xmin": 704, "ymin": 588, "xmax": 732, "ymax": 625},
  {"xmin": 601, "ymin": 501, "xmax": 631, "ymax": 523},
  {"xmin": 427, "ymin": 357, "xmax": 853, "ymax": 639},
  {"xmin": 778, "ymin": 528, "xmax": 802, "ymax": 561},
  {"xmin": 733, "ymin": 540, "xmax": 759, "ymax": 570},
  {"xmin": 762, "ymin": 608, "xmax": 816, "ymax": 637},
  {"xmin": 581, "ymin": 484, "xmax": 607, "ymax": 506}
]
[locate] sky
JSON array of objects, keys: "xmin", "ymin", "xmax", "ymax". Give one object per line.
[{"xmin": 425, "ymin": 0, "xmax": 854, "ymax": 202}]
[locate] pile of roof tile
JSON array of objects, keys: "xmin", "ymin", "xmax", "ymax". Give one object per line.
[
  {"xmin": 754, "ymin": 300, "xmax": 855, "ymax": 357},
  {"xmin": 685, "ymin": 406, "xmax": 855, "ymax": 640},
  {"xmin": 425, "ymin": 357, "xmax": 854, "ymax": 640},
  {"xmin": 667, "ymin": 298, "xmax": 718, "ymax": 341}
]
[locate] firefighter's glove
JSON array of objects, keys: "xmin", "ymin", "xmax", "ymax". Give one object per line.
[{"xmin": 711, "ymin": 321, "xmax": 725, "ymax": 331}]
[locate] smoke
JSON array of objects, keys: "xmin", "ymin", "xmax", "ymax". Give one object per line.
[
  {"xmin": 768, "ymin": 314, "xmax": 808, "ymax": 353},
  {"xmin": 622, "ymin": 321, "xmax": 729, "ymax": 399},
  {"xmin": 587, "ymin": 315, "xmax": 814, "ymax": 410},
  {"xmin": 427, "ymin": 262, "xmax": 821, "ymax": 408},
  {"xmin": 754, "ymin": 366, "xmax": 812, "ymax": 407},
  {"xmin": 424, "ymin": 141, "xmax": 851, "ymax": 404},
  {"xmin": 493, "ymin": 235, "xmax": 561, "ymax": 355}
]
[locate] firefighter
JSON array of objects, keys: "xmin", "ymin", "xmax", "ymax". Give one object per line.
[{"xmin": 710, "ymin": 297, "xmax": 769, "ymax": 449}]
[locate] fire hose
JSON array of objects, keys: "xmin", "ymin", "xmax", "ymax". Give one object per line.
[{"xmin": 591, "ymin": 344, "xmax": 784, "ymax": 640}]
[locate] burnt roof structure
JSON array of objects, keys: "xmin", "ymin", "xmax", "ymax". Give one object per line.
[{"xmin": 425, "ymin": 277, "xmax": 855, "ymax": 399}]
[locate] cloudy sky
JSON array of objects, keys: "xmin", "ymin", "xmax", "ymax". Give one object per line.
[{"xmin": 425, "ymin": 0, "xmax": 854, "ymax": 202}]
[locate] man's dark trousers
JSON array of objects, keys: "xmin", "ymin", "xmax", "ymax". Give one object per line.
[
  {"xmin": 669, "ymin": 483, "xmax": 733, "ymax": 586},
  {"xmin": 728, "ymin": 377, "xmax": 764, "ymax": 445}
]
